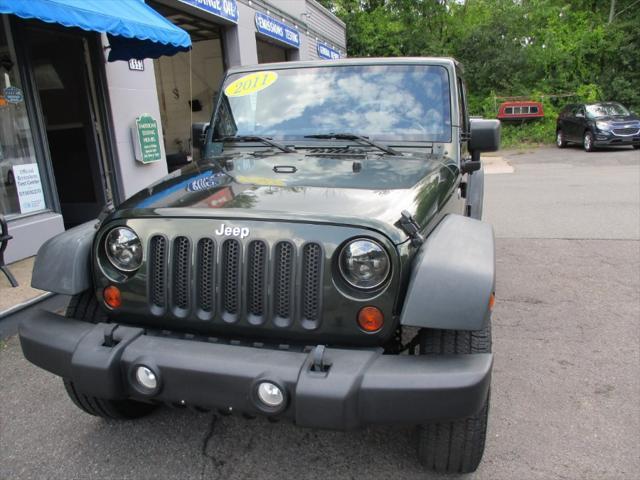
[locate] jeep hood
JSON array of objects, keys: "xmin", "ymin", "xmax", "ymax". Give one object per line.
[{"xmin": 116, "ymin": 153, "xmax": 459, "ymax": 244}]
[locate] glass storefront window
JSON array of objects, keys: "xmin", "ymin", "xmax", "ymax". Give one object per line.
[{"xmin": 0, "ymin": 18, "xmax": 47, "ymax": 218}]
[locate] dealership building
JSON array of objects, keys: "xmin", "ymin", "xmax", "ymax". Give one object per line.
[{"xmin": 0, "ymin": 0, "xmax": 346, "ymax": 263}]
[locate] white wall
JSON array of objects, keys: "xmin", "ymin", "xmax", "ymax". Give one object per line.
[
  {"xmin": 101, "ymin": 35, "xmax": 168, "ymax": 200},
  {"xmin": 224, "ymin": 1, "xmax": 260, "ymax": 67}
]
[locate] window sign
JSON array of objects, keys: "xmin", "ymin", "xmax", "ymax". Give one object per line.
[
  {"xmin": 255, "ymin": 12, "xmax": 300, "ymax": 49},
  {"xmin": 177, "ymin": 0, "xmax": 238, "ymax": 24},
  {"xmin": 128, "ymin": 59, "xmax": 144, "ymax": 71},
  {"xmin": 13, "ymin": 163, "xmax": 45, "ymax": 214},
  {"xmin": 132, "ymin": 114, "xmax": 162, "ymax": 164},
  {"xmin": 317, "ymin": 43, "xmax": 341, "ymax": 60},
  {"xmin": 3, "ymin": 86, "xmax": 23, "ymax": 104}
]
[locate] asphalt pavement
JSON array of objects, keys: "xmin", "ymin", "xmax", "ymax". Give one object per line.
[{"xmin": 1, "ymin": 145, "xmax": 638, "ymax": 479}]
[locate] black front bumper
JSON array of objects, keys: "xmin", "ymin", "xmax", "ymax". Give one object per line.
[
  {"xmin": 19, "ymin": 312, "xmax": 492, "ymax": 430},
  {"xmin": 593, "ymin": 131, "xmax": 640, "ymax": 146}
]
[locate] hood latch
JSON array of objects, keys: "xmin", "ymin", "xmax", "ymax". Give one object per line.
[{"xmin": 395, "ymin": 210, "xmax": 424, "ymax": 247}]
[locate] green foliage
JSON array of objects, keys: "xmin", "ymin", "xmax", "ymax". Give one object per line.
[{"xmin": 322, "ymin": 0, "xmax": 640, "ymax": 146}]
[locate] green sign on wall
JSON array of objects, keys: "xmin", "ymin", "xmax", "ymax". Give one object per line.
[{"xmin": 132, "ymin": 114, "xmax": 161, "ymax": 164}]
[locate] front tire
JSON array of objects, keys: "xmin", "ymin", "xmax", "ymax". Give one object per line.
[
  {"xmin": 416, "ymin": 321, "xmax": 491, "ymax": 474},
  {"xmin": 62, "ymin": 290, "xmax": 157, "ymax": 420},
  {"xmin": 556, "ymin": 130, "xmax": 567, "ymax": 148},
  {"xmin": 583, "ymin": 131, "xmax": 595, "ymax": 152}
]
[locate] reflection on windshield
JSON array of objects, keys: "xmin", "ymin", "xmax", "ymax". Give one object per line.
[
  {"xmin": 586, "ymin": 103, "xmax": 630, "ymax": 118},
  {"xmin": 215, "ymin": 65, "xmax": 452, "ymax": 142}
]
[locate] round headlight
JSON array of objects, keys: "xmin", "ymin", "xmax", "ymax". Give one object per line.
[
  {"xmin": 339, "ymin": 239, "xmax": 390, "ymax": 289},
  {"xmin": 105, "ymin": 227, "xmax": 143, "ymax": 272}
]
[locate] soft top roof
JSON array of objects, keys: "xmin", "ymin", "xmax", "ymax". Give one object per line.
[{"xmin": 227, "ymin": 57, "xmax": 461, "ymax": 75}]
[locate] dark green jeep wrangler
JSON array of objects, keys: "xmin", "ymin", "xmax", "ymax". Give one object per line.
[{"xmin": 20, "ymin": 58, "xmax": 500, "ymax": 474}]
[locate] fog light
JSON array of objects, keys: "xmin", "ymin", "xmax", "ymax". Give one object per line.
[
  {"xmin": 135, "ymin": 366, "xmax": 157, "ymax": 390},
  {"xmin": 257, "ymin": 382, "xmax": 284, "ymax": 408}
]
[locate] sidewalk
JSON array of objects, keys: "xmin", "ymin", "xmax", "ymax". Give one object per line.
[{"xmin": 0, "ymin": 257, "xmax": 49, "ymax": 316}]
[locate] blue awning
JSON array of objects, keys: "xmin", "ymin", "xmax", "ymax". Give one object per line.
[{"xmin": 0, "ymin": 0, "xmax": 192, "ymax": 61}]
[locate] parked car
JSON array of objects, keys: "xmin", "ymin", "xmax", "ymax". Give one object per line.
[
  {"xmin": 20, "ymin": 58, "xmax": 500, "ymax": 474},
  {"xmin": 556, "ymin": 101, "xmax": 640, "ymax": 151}
]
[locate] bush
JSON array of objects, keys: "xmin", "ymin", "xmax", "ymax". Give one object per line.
[{"xmin": 500, "ymin": 118, "xmax": 557, "ymax": 148}]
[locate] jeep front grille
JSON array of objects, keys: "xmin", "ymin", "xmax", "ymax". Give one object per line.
[{"xmin": 148, "ymin": 235, "xmax": 324, "ymax": 329}]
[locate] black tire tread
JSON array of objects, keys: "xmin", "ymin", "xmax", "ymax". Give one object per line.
[
  {"xmin": 62, "ymin": 291, "xmax": 156, "ymax": 420},
  {"xmin": 583, "ymin": 131, "xmax": 595, "ymax": 152},
  {"xmin": 416, "ymin": 321, "xmax": 491, "ymax": 474},
  {"xmin": 556, "ymin": 130, "xmax": 567, "ymax": 148}
]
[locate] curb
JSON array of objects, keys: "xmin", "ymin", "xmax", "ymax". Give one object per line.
[{"xmin": 0, "ymin": 292, "xmax": 54, "ymax": 320}]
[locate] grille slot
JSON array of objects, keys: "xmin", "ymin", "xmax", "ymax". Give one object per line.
[
  {"xmin": 196, "ymin": 239, "xmax": 215, "ymax": 314},
  {"xmin": 172, "ymin": 237, "xmax": 191, "ymax": 312},
  {"xmin": 612, "ymin": 128, "xmax": 639, "ymax": 136},
  {"xmin": 246, "ymin": 241, "xmax": 267, "ymax": 323},
  {"xmin": 273, "ymin": 242, "xmax": 294, "ymax": 327},
  {"xmin": 301, "ymin": 243, "xmax": 323, "ymax": 329},
  {"xmin": 149, "ymin": 236, "xmax": 167, "ymax": 311},
  {"xmin": 221, "ymin": 239, "xmax": 241, "ymax": 321}
]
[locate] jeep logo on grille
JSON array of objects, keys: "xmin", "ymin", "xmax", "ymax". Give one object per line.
[{"xmin": 215, "ymin": 223, "xmax": 249, "ymax": 239}]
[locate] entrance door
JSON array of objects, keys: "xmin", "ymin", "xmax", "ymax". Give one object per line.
[{"xmin": 24, "ymin": 27, "xmax": 110, "ymax": 228}]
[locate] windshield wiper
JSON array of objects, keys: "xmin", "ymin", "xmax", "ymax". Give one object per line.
[
  {"xmin": 304, "ymin": 133, "xmax": 400, "ymax": 156},
  {"xmin": 216, "ymin": 135, "xmax": 295, "ymax": 153}
]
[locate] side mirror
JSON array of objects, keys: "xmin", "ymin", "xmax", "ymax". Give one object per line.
[
  {"xmin": 192, "ymin": 122, "xmax": 210, "ymax": 150},
  {"xmin": 469, "ymin": 118, "xmax": 500, "ymax": 154}
]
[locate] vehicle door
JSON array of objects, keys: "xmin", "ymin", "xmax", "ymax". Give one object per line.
[{"xmin": 569, "ymin": 106, "xmax": 588, "ymax": 141}]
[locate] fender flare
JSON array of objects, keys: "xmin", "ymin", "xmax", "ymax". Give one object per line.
[
  {"xmin": 400, "ymin": 214, "xmax": 495, "ymax": 331},
  {"xmin": 31, "ymin": 221, "xmax": 95, "ymax": 295}
]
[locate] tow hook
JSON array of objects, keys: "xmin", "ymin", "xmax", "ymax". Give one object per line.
[{"xmin": 311, "ymin": 345, "xmax": 331, "ymax": 373}]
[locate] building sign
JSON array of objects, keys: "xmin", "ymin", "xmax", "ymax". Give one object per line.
[
  {"xmin": 255, "ymin": 12, "xmax": 300, "ymax": 49},
  {"xmin": 128, "ymin": 59, "xmax": 144, "ymax": 71},
  {"xmin": 13, "ymin": 163, "xmax": 45, "ymax": 214},
  {"xmin": 132, "ymin": 114, "xmax": 162, "ymax": 164},
  {"xmin": 3, "ymin": 86, "xmax": 23, "ymax": 104},
  {"xmin": 317, "ymin": 42, "xmax": 341, "ymax": 60},
  {"xmin": 178, "ymin": 0, "xmax": 238, "ymax": 24}
]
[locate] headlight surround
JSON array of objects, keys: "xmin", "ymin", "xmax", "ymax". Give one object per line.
[
  {"xmin": 105, "ymin": 227, "xmax": 143, "ymax": 272},
  {"xmin": 338, "ymin": 238, "xmax": 391, "ymax": 290},
  {"xmin": 596, "ymin": 121, "xmax": 611, "ymax": 131}
]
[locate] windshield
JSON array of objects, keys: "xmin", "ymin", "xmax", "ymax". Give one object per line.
[
  {"xmin": 585, "ymin": 103, "xmax": 630, "ymax": 118},
  {"xmin": 213, "ymin": 65, "xmax": 452, "ymax": 143}
]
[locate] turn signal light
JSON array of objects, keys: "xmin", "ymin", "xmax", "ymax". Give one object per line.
[
  {"xmin": 103, "ymin": 285, "xmax": 122, "ymax": 309},
  {"xmin": 488, "ymin": 293, "xmax": 496, "ymax": 311},
  {"xmin": 357, "ymin": 306, "xmax": 384, "ymax": 333}
]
